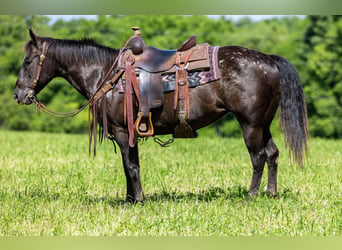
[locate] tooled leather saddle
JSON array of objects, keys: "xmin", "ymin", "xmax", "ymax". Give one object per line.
[{"xmin": 117, "ymin": 27, "xmax": 217, "ymax": 147}]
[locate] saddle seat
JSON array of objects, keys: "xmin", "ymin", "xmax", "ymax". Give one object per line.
[
  {"xmin": 133, "ymin": 39, "xmax": 209, "ymax": 74},
  {"xmin": 132, "ymin": 35, "xmax": 198, "ymax": 73},
  {"xmin": 133, "ymin": 46, "xmax": 177, "ymax": 73}
]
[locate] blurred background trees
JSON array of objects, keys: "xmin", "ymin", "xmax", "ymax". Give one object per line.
[{"xmin": 0, "ymin": 15, "xmax": 340, "ymax": 138}]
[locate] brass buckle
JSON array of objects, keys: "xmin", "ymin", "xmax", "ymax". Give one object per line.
[{"xmin": 39, "ymin": 54, "xmax": 46, "ymax": 65}]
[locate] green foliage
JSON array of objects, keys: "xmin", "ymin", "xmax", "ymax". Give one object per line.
[
  {"xmin": 1, "ymin": 15, "xmax": 341, "ymax": 138},
  {"xmin": 300, "ymin": 16, "xmax": 342, "ymax": 138},
  {"xmin": 0, "ymin": 131, "xmax": 341, "ymax": 235}
]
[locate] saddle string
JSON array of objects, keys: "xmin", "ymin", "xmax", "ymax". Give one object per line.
[
  {"xmin": 124, "ymin": 59, "xmax": 135, "ymax": 147},
  {"xmin": 123, "ymin": 52, "xmax": 142, "ymax": 147}
]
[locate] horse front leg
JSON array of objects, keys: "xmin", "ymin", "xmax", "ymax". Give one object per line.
[{"xmin": 115, "ymin": 131, "xmax": 144, "ymax": 203}]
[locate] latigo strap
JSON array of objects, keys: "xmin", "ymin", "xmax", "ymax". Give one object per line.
[{"xmin": 173, "ymin": 50, "xmax": 195, "ymax": 138}]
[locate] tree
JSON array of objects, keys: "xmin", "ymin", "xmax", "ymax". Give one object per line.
[
  {"xmin": 300, "ymin": 16, "xmax": 342, "ymax": 138},
  {"xmin": 0, "ymin": 16, "xmax": 30, "ymax": 128}
]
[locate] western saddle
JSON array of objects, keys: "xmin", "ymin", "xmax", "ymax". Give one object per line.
[{"xmin": 118, "ymin": 27, "xmax": 211, "ymax": 147}]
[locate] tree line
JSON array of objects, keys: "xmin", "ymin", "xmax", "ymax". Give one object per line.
[{"xmin": 0, "ymin": 15, "xmax": 341, "ymax": 138}]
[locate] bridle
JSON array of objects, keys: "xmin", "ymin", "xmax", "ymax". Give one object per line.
[
  {"xmin": 26, "ymin": 40, "xmax": 96, "ymax": 118},
  {"xmin": 26, "ymin": 41, "xmax": 49, "ymax": 102},
  {"xmin": 27, "ymin": 34, "xmax": 137, "ymax": 119},
  {"xmin": 31, "ymin": 41, "xmax": 49, "ymax": 90}
]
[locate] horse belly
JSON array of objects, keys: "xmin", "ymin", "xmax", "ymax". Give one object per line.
[{"xmin": 153, "ymin": 83, "xmax": 227, "ymax": 135}]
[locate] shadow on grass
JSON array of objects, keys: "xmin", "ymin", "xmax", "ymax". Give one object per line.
[
  {"xmin": 146, "ymin": 185, "xmax": 249, "ymax": 203},
  {"xmin": 12, "ymin": 188, "xmax": 127, "ymax": 207},
  {"xmin": 12, "ymin": 185, "xmax": 301, "ymax": 207},
  {"xmin": 145, "ymin": 186, "xmax": 301, "ymax": 204}
]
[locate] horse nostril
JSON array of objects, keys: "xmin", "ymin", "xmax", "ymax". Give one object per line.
[{"xmin": 13, "ymin": 93, "xmax": 19, "ymax": 102}]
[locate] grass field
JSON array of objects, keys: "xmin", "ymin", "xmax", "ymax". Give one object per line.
[{"xmin": 0, "ymin": 130, "xmax": 341, "ymax": 236}]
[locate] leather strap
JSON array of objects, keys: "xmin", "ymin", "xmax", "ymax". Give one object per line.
[
  {"xmin": 173, "ymin": 49, "xmax": 195, "ymax": 138},
  {"xmin": 174, "ymin": 49, "xmax": 193, "ymax": 116},
  {"xmin": 32, "ymin": 41, "xmax": 49, "ymax": 89},
  {"xmin": 124, "ymin": 53, "xmax": 141, "ymax": 147}
]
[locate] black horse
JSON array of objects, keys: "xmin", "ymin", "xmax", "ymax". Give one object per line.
[{"xmin": 14, "ymin": 29, "xmax": 308, "ymax": 203}]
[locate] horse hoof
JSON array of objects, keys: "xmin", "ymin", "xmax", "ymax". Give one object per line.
[
  {"xmin": 266, "ymin": 191, "xmax": 278, "ymax": 198},
  {"xmin": 126, "ymin": 195, "xmax": 144, "ymax": 204}
]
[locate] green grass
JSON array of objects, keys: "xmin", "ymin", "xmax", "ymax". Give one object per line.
[{"xmin": 0, "ymin": 130, "xmax": 341, "ymax": 236}]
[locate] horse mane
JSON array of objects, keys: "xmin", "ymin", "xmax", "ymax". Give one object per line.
[{"xmin": 48, "ymin": 37, "xmax": 119, "ymax": 66}]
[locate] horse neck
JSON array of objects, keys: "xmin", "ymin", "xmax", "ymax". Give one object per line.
[{"xmin": 50, "ymin": 40, "xmax": 118, "ymax": 100}]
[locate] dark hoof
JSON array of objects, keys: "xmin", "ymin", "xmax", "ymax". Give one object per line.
[
  {"xmin": 126, "ymin": 195, "xmax": 144, "ymax": 204},
  {"xmin": 266, "ymin": 191, "xmax": 278, "ymax": 198},
  {"xmin": 247, "ymin": 190, "xmax": 258, "ymax": 198},
  {"xmin": 246, "ymin": 191, "xmax": 258, "ymax": 202}
]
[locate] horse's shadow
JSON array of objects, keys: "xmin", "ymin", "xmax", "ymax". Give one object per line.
[
  {"xmin": 71, "ymin": 185, "xmax": 301, "ymax": 207},
  {"xmin": 80, "ymin": 186, "xmax": 249, "ymax": 207},
  {"xmin": 15, "ymin": 185, "xmax": 300, "ymax": 208},
  {"xmin": 146, "ymin": 185, "xmax": 249, "ymax": 203}
]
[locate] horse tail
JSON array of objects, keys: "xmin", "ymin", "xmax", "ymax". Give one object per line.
[{"xmin": 271, "ymin": 55, "xmax": 309, "ymax": 166}]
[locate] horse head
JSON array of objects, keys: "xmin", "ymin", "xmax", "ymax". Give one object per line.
[{"xmin": 14, "ymin": 29, "xmax": 55, "ymax": 105}]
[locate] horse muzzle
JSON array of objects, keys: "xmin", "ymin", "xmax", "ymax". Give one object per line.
[{"xmin": 13, "ymin": 89, "xmax": 36, "ymax": 105}]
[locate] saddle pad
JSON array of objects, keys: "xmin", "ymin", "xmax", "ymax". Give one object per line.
[{"xmin": 162, "ymin": 45, "xmax": 220, "ymax": 92}]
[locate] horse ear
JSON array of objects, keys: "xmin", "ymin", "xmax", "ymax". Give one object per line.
[{"xmin": 29, "ymin": 28, "xmax": 38, "ymax": 46}]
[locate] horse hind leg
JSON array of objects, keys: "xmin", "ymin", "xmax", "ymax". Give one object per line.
[
  {"xmin": 263, "ymin": 129, "xmax": 279, "ymax": 197},
  {"xmin": 241, "ymin": 125, "xmax": 267, "ymax": 198}
]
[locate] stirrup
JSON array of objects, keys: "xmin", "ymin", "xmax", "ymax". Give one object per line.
[
  {"xmin": 134, "ymin": 112, "xmax": 154, "ymax": 137},
  {"xmin": 174, "ymin": 123, "xmax": 194, "ymax": 138}
]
